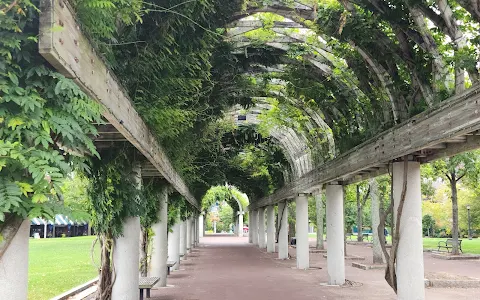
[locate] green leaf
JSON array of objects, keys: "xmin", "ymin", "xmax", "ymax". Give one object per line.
[
  {"xmin": 32, "ymin": 194, "xmax": 48, "ymax": 203},
  {"xmin": 7, "ymin": 117, "xmax": 24, "ymax": 130},
  {"xmin": 7, "ymin": 72, "xmax": 18, "ymax": 85}
]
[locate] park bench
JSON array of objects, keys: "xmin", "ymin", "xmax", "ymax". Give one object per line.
[
  {"xmin": 139, "ymin": 277, "xmax": 160, "ymax": 300},
  {"xmin": 167, "ymin": 260, "xmax": 177, "ymax": 275},
  {"xmin": 437, "ymin": 238, "xmax": 463, "ymax": 253}
]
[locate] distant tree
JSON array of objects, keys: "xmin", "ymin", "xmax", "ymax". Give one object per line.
[
  {"xmin": 430, "ymin": 152, "xmax": 480, "ymax": 254},
  {"xmin": 217, "ymin": 204, "xmax": 233, "ymax": 232},
  {"xmin": 422, "ymin": 214, "xmax": 436, "ymax": 237}
]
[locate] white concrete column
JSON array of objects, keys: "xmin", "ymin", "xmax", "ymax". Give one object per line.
[
  {"xmin": 251, "ymin": 210, "xmax": 259, "ymax": 245},
  {"xmin": 189, "ymin": 217, "xmax": 195, "ymax": 249},
  {"xmin": 179, "ymin": 220, "xmax": 187, "ymax": 259},
  {"xmin": 167, "ymin": 217, "xmax": 181, "ymax": 271},
  {"xmin": 277, "ymin": 200, "xmax": 288, "ymax": 259},
  {"xmin": 393, "ymin": 161, "xmax": 425, "ymax": 300},
  {"xmin": 186, "ymin": 216, "xmax": 191, "ymax": 253},
  {"xmin": 112, "ymin": 164, "xmax": 141, "ymax": 300},
  {"xmin": 248, "ymin": 210, "xmax": 253, "ymax": 243},
  {"xmin": 326, "ymin": 184, "xmax": 345, "ymax": 285},
  {"xmin": 199, "ymin": 213, "xmax": 204, "ymax": 238},
  {"xmin": 258, "ymin": 207, "xmax": 266, "ymax": 249},
  {"xmin": 234, "ymin": 215, "xmax": 238, "ymax": 236},
  {"xmin": 238, "ymin": 212, "xmax": 244, "ymax": 237},
  {"xmin": 0, "ymin": 219, "xmax": 30, "ymax": 299},
  {"xmin": 315, "ymin": 192, "xmax": 325, "ymax": 250},
  {"xmin": 193, "ymin": 216, "xmax": 198, "ymax": 247},
  {"xmin": 370, "ymin": 178, "xmax": 385, "ymax": 264},
  {"xmin": 149, "ymin": 187, "xmax": 168, "ymax": 287},
  {"xmin": 277, "ymin": 201, "xmax": 289, "ymax": 259},
  {"xmin": 266, "ymin": 206, "xmax": 275, "ymax": 252},
  {"xmin": 296, "ymin": 194, "xmax": 309, "ymax": 269},
  {"xmin": 112, "ymin": 216, "xmax": 141, "ymax": 299}
]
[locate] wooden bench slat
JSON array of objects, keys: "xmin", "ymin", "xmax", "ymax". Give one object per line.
[{"xmin": 139, "ymin": 276, "xmax": 160, "ymax": 288}]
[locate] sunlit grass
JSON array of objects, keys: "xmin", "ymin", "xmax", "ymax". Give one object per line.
[{"xmin": 28, "ymin": 236, "xmax": 100, "ymax": 300}]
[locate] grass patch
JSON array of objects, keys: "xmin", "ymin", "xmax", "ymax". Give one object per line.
[
  {"xmin": 423, "ymin": 237, "xmax": 480, "ymax": 254},
  {"xmin": 28, "ymin": 236, "xmax": 100, "ymax": 300}
]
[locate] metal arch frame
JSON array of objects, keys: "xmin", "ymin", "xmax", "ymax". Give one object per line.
[
  {"xmin": 224, "ymin": 10, "xmax": 395, "ymax": 124},
  {"xmin": 227, "ymin": 102, "xmax": 315, "ymax": 180}
]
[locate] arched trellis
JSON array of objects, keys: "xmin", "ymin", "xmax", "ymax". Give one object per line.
[
  {"xmin": 227, "ymin": 102, "xmax": 316, "ymax": 180},
  {"xmin": 225, "ymin": 14, "xmax": 395, "ymax": 125},
  {"xmin": 222, "ymin": 1, "xmax": 445, "ymax": 126}
]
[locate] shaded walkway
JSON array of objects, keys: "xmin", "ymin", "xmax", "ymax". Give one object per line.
[{"xmin": 150, "ymin": 236, "xmax": 479, "ymax": 300}]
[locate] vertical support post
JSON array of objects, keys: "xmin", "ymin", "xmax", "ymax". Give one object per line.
[
  {"xmin": 150, "ymin": 187, "xmax": 168, "ymax": 287},
  {"xmin": 296, "ymin": 193, "xmax": 309, "ymax": 269},
  {"xmin": 277, "ymin": 201, "xmax": 289, "ymax": 259},
  {"xmin": 0, "ymin": 219, "xmax": 30, "ymax": 299},
  {"xmin": 393, "ymin": 161, "xmax": 425, "ymax": 299},
  {"xmin": 251, "ymin": 210, "xmax": 259, "ymax": 246},
  {"xmin": 266, "ymin": 206, "xmax": 275, "ymax": 252},
  {"xmin": 234, "ymin": 215, "xmax": 238, "ymax": 236},
  {"xmin": 370, "ymin": 178, "xmax": 385, "ymax": 264},
  {"xmin": 315, "ymin": 192, "xmax": 325, "ymax": 250},
  {"xmin": 258, "ymin": 207, "xmax": 266, "ymax": 249},
  {"xmin": 167, "ymin": 214, "xmax": 181, "ymax": 271},
  {"xmin": 193, "ymin": 216, "xmax": 197, "ymax": 246},
  {"xmin": 112, "ymin": 164, "xmax": 141, "ymax": 299},
  {"xmin": 238, "ymin": 212, "xmax": 244, "ymax": 237},
  {"xmin": 193, "ymin": 216, "xmax": 198, "ymax": 247},
  {"xmin": 199, "ymin": 213, "xmax": 204, "ymax": 238},
  {"xmin": 186, "ymin": 216, "xmax": 191, "ymax": 253},
  {"xmin": 179, "ymin": 221, "xmax": 186, "ymax": 260},
  {"xmin": 326, "ymin": 183, "xmax": 345, "ymax": 285},
  {"xmin": 248, "ymin": 210, "xmax": 253, "ymax": 243}
]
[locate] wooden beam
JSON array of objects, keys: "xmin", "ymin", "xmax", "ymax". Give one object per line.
[
  {"xmin": 39, "ymin": 0, "xmax": 199, "ymax": 210},
  {"xmin": 423, "ymin": 135, "xmax": 480, "ymax": 162},
  {"xmin": 226, "ymin": 20, "xmax": 304, "ymax": 28},
  {"xmin": 249, "ymin": 84, "xmax": 480, "ymax": 209}
]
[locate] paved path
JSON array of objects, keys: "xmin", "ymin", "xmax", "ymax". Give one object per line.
[{"xmin": 149, "ymin": 236, "xmax": 479, "ymax": 300}]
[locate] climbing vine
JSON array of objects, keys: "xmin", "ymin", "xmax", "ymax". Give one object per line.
[
  {"xmin": 0, "ymin": 0, "xmax": 102, "ymax": 259},
  {"xmin": 86, "ymin": 147, "xmax": 146, "ymax": 299}
]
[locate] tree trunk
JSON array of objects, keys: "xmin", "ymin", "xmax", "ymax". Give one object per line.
[
  {"xmin": 449, "ymin": 172, "xmax": 460, "ymax": 255},
  {"xmin": 97, "ymin": 233, "xmax": 114, "ymax": 300},
  {"xmin": 139, "ymin": 227, "xmax": 148, "ymax": 277},
  {"xmin": 315, "ymin": 192, "xmax": 325, "ymax": 249},
  {"xmin": 0, "ymin": 214, "xmax": 24, "ymax": 261},
  {"xmin": 356, "ymin": 185, "xmax": 363, "ymax": 242}
]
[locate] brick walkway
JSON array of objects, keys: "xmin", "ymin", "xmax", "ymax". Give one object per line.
[{"xmin": 149, "ymin": 236, "xmax": 480, "ymax": 300}]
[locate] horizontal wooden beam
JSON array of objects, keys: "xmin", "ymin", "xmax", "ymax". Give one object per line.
[
  {"xmin": 39, "ymin": 0, "xmax": 199, "ymax": 210},
  {"xmin": 249, "ymin": 84, "xmax": 480, "ymax": 209},
  {"xmin": 226, "ymin": 20, "xmax": 304, "ymax": 29}
]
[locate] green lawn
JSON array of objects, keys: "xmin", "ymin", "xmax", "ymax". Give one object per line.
[
  {"xmin": 28, "ymin": 236, "xmax": 99, "ymax": 300},
  {"xmin": 422, "ymin": 237, "xmax": 480, "ymax": 254},
  {"xmin": 316, "ymin": 233, "xmax": 480, "ymax": 254}
]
